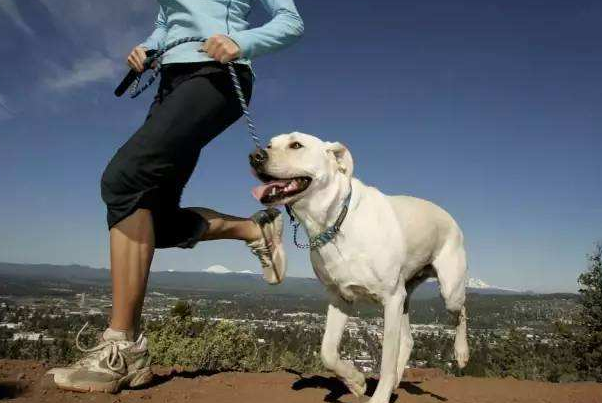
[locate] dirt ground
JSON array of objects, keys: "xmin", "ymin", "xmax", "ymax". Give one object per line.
[{"xmin": 1, "ymin": 360, "xmax": 601, "ymax": 403}]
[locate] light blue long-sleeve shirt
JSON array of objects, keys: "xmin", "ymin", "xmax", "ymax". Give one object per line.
[{"xmin": 139, "ymin": 0, "xmax": 304, "ymax": 65}]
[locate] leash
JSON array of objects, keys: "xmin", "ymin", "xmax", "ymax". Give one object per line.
[
  {"xmin": 286, "ymin": 185, "xmax": 352, "ymax": 250},
  {"xmin": 114, "ymin": 36, "xmax": 261, "ymax": 149},
  {"xmin": 115, "ymin": 37, "xmax": 351, "ymax": 250}
]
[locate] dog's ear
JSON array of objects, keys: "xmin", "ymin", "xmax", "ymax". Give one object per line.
[{"xmin": 326, "ymin": 142, "xmax": 354, "ymax": 178}]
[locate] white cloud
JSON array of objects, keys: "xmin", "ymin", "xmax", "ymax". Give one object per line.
[
  {"xmin": 0, "ymin": 94, "xmax": 15, "ymax": 121},
  {"xmin": 0, "ymin": 0, "xmax": 35, "ymax": 36},
  {"xmin": 38, "ymin": 0, "xmax": 155, "ymax": 59},
  {"xmin": 44, "ymin": 54, "xmax": 121, "ymax": 91}
]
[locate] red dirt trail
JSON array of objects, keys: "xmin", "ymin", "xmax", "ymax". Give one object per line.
[{"xmin": 1, "ymin": 360, "xmax": 601, "ymax": 403}]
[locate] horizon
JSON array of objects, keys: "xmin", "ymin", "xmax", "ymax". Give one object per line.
[
  {"xmin": 1, "ymin": 0, "xmax": 601, "ymax": 293},
  {"xmin": 0, "ymin": 260, "xmax": 581, "ymax": 294}
]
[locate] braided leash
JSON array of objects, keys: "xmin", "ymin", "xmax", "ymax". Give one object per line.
[
  {"xmin": 127, "ymin": 36, "xmax": 261, "ymax": 149},
  {"xmin": 225, "ymin": 63, "xmax": 261, "ymax": 149},
  {"xmin": 119, "ymin": 37, "xmax": 353, "ymax": 250},
  {"xmin": 128, "ymin": 36, "xmax": 208, "ymax": 98}
]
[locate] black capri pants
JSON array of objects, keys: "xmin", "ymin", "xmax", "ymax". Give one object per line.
[{"xmin": 101, "ymin": 62, "xmax": 252, "ymax": 248}]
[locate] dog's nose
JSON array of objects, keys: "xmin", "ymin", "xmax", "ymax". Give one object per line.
[{"xmin": 249, "ymin": 148, "xmax": 268, "ymax": 168}]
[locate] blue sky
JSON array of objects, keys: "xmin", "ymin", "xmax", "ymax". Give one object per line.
[{"xmin": 0, "ymin": 0, "xmax": 600, "ymax": 292}]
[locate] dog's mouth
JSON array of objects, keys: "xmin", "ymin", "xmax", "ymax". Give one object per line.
[{"xmin": 252, "ymin": 172, "xmax": 312, "ymax": 205}]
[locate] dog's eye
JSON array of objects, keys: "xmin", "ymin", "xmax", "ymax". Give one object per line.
[
  {"xmin": 289, "ymin": 142, "xmax": 303, "ymax": 150},
  {"xmin": 266, "ymin": 144, "xmax": 272, "ymax": 149}
]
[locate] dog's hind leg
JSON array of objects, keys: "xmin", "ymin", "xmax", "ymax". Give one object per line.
[
  {"xmin": 395, "ymin": 312, "xmax": 412, "ymax": 385},
  {"xmin": 451, "ymin": 304, "xmax": 468, "ymax": 369},
  {"xmin": 432, "ymin": 243, "xmax": 469, "ymax": 368},
  {"xmin": 395, "ymin": 277, "xmax": 425, "ymax": 385},
  {"xmin": 321, "ymin": 300, "xmax": 366, "ymax": 397}
]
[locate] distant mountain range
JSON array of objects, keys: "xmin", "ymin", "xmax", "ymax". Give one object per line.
[{"xmin": 0, "ymin": 262, "xmax": 526, "ymax": 300}]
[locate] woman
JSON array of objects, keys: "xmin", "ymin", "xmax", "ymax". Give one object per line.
[{"xmin": 48, "ymin": 0, "xmax": 303, "ymax": 393}]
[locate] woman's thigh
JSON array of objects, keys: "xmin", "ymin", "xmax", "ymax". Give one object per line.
[
  {"xmin": 105, "ymin": 69, "xmax": 251, "ymax": 190},
  {"xmin": 100, "ymin": 67, "xmax": 252, "ymax": 231}
]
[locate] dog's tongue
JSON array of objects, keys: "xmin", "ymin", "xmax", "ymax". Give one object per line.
[{"xmin": 252, "ymin": 180, "xmax": 291, "ymax": 201}]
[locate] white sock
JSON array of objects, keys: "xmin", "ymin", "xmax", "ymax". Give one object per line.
[{"xmin": 102, "ymin": 327, "xmax": 133, "ymax": 342}]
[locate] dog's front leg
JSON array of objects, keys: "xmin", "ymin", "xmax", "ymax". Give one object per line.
[
  {"xmin": 369, "ymin": 290, "xmax": 405, "ymax": 403},
  {"xmin": 320, "ymin": 299, "xmax": 366, "ymax": 397}
]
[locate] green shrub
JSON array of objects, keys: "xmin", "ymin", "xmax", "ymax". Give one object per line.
[
  {"xmin": 145, "ymin": 317, "xmax": 324, "ymax": 373},
  {"xmin": 146, "ymin": 318, "xmax": 259, "ymax": 371},
  {"xmin": 574, "ymin": 243, "xmax": 602, "ymax": 381}
]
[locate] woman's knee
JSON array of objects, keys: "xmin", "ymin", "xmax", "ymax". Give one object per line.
[{"xmin": 100, "ymin": 153, "xmax": 128, "ymax": 205}]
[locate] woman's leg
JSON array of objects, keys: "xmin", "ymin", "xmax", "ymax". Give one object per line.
[
  {"xmin": 107, "ymin": 207, "xmax": 262, "ymax": 339},
  {"xmin": 194, "ymin": 208, "xmax": 262, "ymax": 241},
  {"xmin": 49, "ymin": 65, "xmax": 270, "ymax": 393},
  {"xmin": 101, "ymin": 66, "xmax": 255, "ymax": 337},
  {"xmin": 109, "ymin": 208, "xmax": 155, "ymax": 339}
]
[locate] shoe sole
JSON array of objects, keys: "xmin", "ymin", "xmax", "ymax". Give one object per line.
[
  {"xmin": 251, "ymin": 209, "xmax": 285, "ymax": 284},
  {"xmin": 55, "ymin": 367, "xmax": 153, "ymax": 394}
]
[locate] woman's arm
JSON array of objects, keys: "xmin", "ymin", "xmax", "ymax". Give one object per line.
[
  {"xmin": 228, "ymin": 0, "xmax": 304, "ymax": 59},
  {"xmin": 139, "ymin": 6, "xmax": 168, "ymax": 50}
]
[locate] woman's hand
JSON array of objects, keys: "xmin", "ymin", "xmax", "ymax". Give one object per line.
[
  {"xmin": 202, "ymin": 35, "xmax": 241, "ymax": 63},
  {"xmin": 127, "ymin": 46, "xmax": 148, "ymax": 73}
]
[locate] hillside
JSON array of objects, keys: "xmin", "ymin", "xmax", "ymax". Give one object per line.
[
  {"xmin": 1, "ymin": 360, "xmax": 601, "ymax": 403},
  {"xmin": 0, "ymin": 262, "xmax": 535, "ymax": 300}
]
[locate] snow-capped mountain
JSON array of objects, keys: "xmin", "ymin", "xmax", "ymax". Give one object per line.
[
  {"xmin": 199, "ymin": 264, "xmax": 521, "ymax": 294},
  {"xmin": 466, "ymin": 277, "xmax": 490, "ymax": 289},
  {"xmin": 423, "ymin": 276, "xmax": 521, "ymax": 296},
  {"xmin": 202, "ymin": 265, "xmax": 258, "ymax": 275},
  {"xmin": 466, "ymin": 277, "xmax": 518, "ymax": 292},
  {"xmin": 0, "ymin": 263, "xmax": 539, "ymax": 300},
  {"xmin": 198, "ymin": 267, "xmax": 521, "ymax": 296},
  {"xmin": 200, "ymin": 266, "xmax": 519, "ymax": 294}
]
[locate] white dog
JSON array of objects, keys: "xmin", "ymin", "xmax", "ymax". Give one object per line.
[{"xmin": 250, "ymin": 132, "xmax": 469, "ymax": 403}]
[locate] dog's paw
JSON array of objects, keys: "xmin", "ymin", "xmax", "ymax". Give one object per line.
[
  {"xmin": 344, "ymin": 377, "xmax": 366, "ymax": 397},
  {"xmin": 454, "ymin": 345, "xmax": 469, "ymax": 369}
]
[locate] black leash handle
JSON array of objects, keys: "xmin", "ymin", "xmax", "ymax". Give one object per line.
[
  {"xmin": 112, "ymin": 37, "xmax": 262, "ymax": 149},
  {"xmin": 114, "ymin": 50, "xmax": 157, "ymax": 97}
]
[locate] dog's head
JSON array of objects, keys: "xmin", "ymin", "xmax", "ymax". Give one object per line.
[{"xmin": 249, "ymin": 132, "xmax": 353, "ymax": 206}]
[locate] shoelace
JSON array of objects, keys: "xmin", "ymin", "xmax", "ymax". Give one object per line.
[
  {"xmin": 249, "ymin": 242, "xmax": 272, "ymax": 269},
  {"xmin": 74, "ymin": 323, "xmax": 126, "ymax": 372}
]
